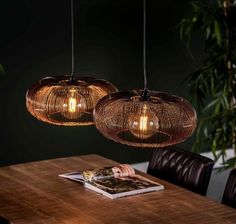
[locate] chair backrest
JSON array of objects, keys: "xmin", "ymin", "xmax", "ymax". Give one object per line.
[
  {"xmin": 0, "ymin": 216, "xmax": 10, "ymax": 224},
  {"xmin": 147, "ymin": 146, "xmax": 214, "ymax": 196},
  {"xmin": 222, "ymin": 169, "xmax": 236, "ymax": 209}
]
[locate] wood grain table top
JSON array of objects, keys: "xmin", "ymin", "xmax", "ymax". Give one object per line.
[{"xmin": 0, "ymin": 154, "xmax": 235, "ymax": 224}]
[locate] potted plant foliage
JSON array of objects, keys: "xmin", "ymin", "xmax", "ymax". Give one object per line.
[{"xmin": 179, "ymin": 0, "xmax": 236, "ymax": 168}]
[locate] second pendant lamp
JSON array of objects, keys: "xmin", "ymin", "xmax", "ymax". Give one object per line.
[
  {"xmin": 93, "ymin": 0, "xmax": 197, "ymax": 147},
  {"xmin": 26, "ymin": 0, "xmax": 117, "ymax": 126}
]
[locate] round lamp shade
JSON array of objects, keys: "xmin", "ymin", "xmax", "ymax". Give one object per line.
[
  {"xmin": 94, "ymin": 90, "xmax": 197, "ymax": 147},
  {"xmin": 26, "ymin": 75, "xmax": 118, "ymax": 126}
]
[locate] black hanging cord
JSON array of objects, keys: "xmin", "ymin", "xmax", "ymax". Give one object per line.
[
  {"xmin": 69, "ymin": 0, "xmax": 76, "ymax": 83},
  {"xmin": 141, "ymin": 0, "xmax": 150, "ymax": 100},
  {"xmin": 143, "ymin": 0, "xmax": 147, "ymax": 90}
]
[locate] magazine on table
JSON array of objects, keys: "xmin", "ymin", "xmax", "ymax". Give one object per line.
[{"xmin": 59, "ymin": 164, "xmax": 164, "ymax": 199}]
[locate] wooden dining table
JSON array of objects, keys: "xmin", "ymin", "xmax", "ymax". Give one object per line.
[{"xmin": 0, "ymin": 154, "xmax": 235, "ymax": 224}]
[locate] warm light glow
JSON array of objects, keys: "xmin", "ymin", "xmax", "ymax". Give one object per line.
[
  {"xmin": 139, "ymin": 105, "xmax": 148, "ymax": 131},
  {"xmin": 139, "ymin": 116, "xmax": 148, "ymax": 130},
  {"xmin": 68, "ymin": 96, "xmax": 77, "ymax": 113},
  {"xmin": 128, "ymin": 104, "xmax": 159, "ymax": 139},
  {"xmin": 67, "ymin": 88, "xmax": 78, "ymax": 114},
  {"xmin": 62, "ymin": 88, "xmax": 83, "ymax": 119}
]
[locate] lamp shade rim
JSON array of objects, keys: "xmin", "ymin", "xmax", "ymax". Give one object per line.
[
  {"xmin": 95, "ymin": 89, "xmax": 196, "ymax": 110},
  {"xmin": 28, "ymin": 75, "xmax": 117, "ymax": 89}
]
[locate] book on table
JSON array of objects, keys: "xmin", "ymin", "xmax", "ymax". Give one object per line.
[{"xmin": 59, "ymin": 164, "xmax": 164, "ymax": 199}]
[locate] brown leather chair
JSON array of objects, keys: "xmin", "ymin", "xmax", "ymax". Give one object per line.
[
  {"xmin": 147, "ymin": 146, "xmax": 214, "ymax": 196},
  {"xmin": 0, "ymin": 216, "xmax": 10, "ymax": 224},
  {"xmin": 222, "ymin": 169, "xmax": 236, "ymax": 209}
]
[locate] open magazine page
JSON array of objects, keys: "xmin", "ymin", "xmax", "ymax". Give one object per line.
[
  {"xmin": 88, "ymin": 175, "xmax": 161, "ymax": 195},
  {"xmin": 82, "ymin": 164, "xmax": 135, "ymax": 181},
  {"xmin": 59, "ymin": 164, "xmax": 164, "ymax": 199},
  {"xmin": 59, "ymin": 164, "xmax": 135, "ymax": 182},
  {"xmin": 59, "ymin": 171, "xmax": 84, "ymax": 182}
]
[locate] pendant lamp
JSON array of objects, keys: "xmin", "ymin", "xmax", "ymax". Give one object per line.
[
  {"xmin": 93, "ymin": 0, "xmax": 197, "ymax": 147},
  {"xmin": 26, "ymin": 0, "xmax": 117, "ymax": 126}
]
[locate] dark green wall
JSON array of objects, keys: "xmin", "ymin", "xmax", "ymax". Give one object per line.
[{"xmin": 0, "ymin": 0, "xmax": 203, "ymax": 166}]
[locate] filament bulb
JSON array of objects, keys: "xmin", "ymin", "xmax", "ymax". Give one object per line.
[
  {"xmin": 62, "ymin": 88, "xmax": 85, "ymax": 119},
  {"xmin": 68, "ymin": 92, "xmax": 77, "ymax": 113},
  {"xmin": 128, "ymin": 104, "xmax": 159, "ymax": 139}
]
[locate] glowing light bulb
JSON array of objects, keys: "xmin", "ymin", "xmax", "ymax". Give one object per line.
[
  {"xmin": 68, "ymin": 96, "xmax": 77, "ymax": 113},
  {"xmin": 128, "ymin": 104, "xmax": 159, "ymax": 139},
  {"xmin": 62, "ymin": 88, "xmax": 85, "ymax": 119}
]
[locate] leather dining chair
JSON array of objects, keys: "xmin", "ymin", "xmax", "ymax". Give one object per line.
[
  {"xmin": 222, "ymin": 169, "xmax": 236, "ymax": 209},
  {"xmin": 0, "ymin": 216, "xmax": 10, "ymax": 224},
  {"xmin": 147, "ymin": 146, "xmax": 214, "ymax": 196}
]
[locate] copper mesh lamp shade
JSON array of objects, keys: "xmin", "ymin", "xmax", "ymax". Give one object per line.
[
  {"xmin": 94, "ymin": 0, "xmax": 197, "ymax": 147},
  {"xmin": 94, "ymin": 90, "xmax": 197, "ymax": 147},
  {"xmin": 26, "ymin": 75, "xmax": 117, "ymax": 126},
  {"xmin": 26, "ymin": 0, "xmax": 118, "ymax": 126}
]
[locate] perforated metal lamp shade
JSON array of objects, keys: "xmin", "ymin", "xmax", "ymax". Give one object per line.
[
  {"xmin": 94, "ymin": 90, "xmax": 197, "ymax": 147},
  {"xmin": 26, "ymin": 75, "xmax": 117, "ymax": 126}
]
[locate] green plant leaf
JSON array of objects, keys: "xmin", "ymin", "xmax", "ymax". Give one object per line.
[
  {"xmin": 214, "ymin": 20, "xmax": 221, "ymax": 46},
  {"xmin": 203, "ymin": 97, "xmax": 220, "ymax": 111},
  {"xmin": 206, "ymin": 26, "xmax": 211, "ymax": 39},
  {"xmin": 192, "ymin": 17, "xmax": 197, "ymax": 22},
  {"xmin": 191, "ymin": 2, "xmax": 200, "ymax": 11},
  {"xmin": 178, "ymin": 0, "xmax": 236, "ymax": 169}
]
